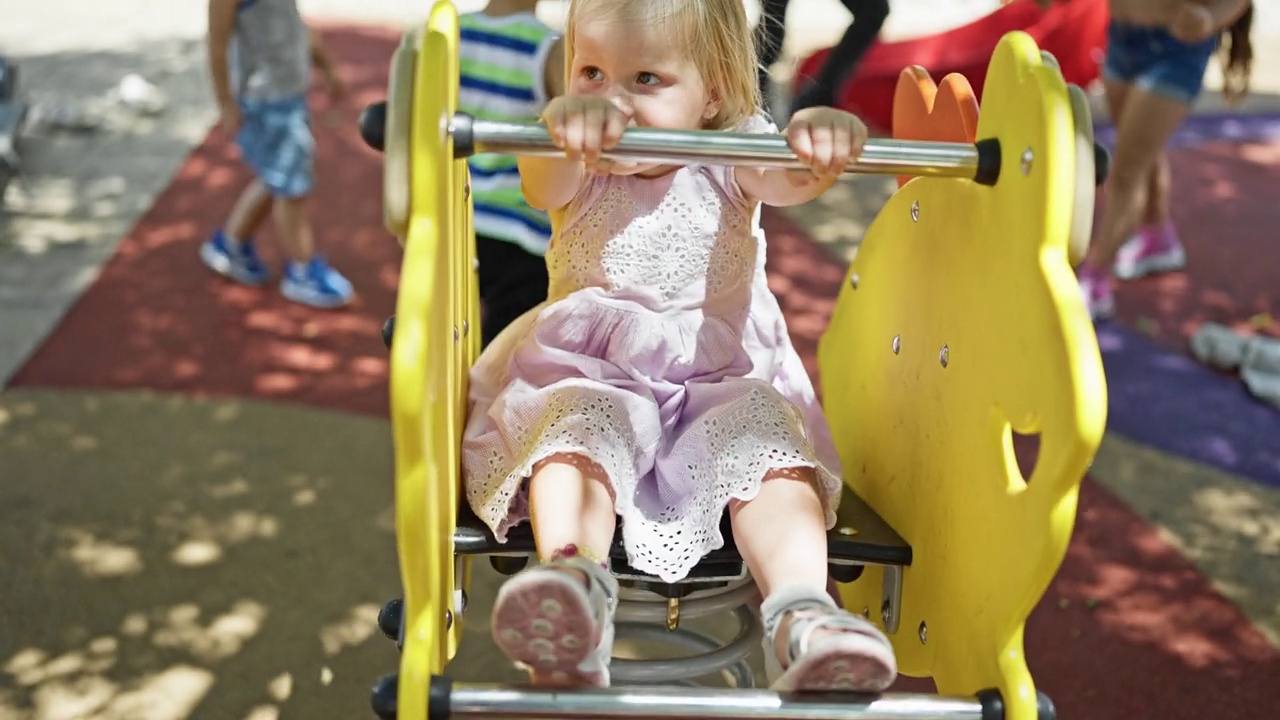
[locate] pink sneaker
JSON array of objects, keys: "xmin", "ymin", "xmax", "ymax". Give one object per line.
[
  {"xmin": 1113, "ymin": 222, "xmax": 1187, "ymax": 280},
  {"xmin": 1078, "ymin": 264, "xmax": 1115, "ymax": 321}
]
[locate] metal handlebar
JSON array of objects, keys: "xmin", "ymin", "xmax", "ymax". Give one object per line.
[{"xmin": 448, "ymin": 112, "xmax": 1003, "ymax": 186}]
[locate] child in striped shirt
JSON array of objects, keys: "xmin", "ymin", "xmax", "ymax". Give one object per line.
[{"xmin": 460, "ymin": 0, "xmax": 564, "ymax": 346}]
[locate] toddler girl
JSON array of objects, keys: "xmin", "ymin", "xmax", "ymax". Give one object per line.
[{"xmin": 461, "ymin": 0, "xmax": 897, "ymax": 692}]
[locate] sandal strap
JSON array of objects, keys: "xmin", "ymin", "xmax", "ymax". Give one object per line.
[
  {"xmin": 545, "ymin": 555, "xmax": 619, "ymax": 618},
  {"xmin": 786, "ymin": 608, "xmax": 888, "ymax": 665}
]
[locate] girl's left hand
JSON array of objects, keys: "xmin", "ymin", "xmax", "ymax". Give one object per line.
[{"xmin": 784, "ymin": 107, "xmax": 868, "ymax": 185}]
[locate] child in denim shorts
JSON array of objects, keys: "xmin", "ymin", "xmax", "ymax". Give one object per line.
[
  {"xmin": 1075, "ymin": 0, "xmax": 1253, "ymax": 321},
  {"xmin": 201, "ymin": 0, "xmax": 354, "ymax": 309}
]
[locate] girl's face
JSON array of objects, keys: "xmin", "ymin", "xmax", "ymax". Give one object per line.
[{"xmin": 569, "ymin": 16, "xmax": 720, "ymax": 134}]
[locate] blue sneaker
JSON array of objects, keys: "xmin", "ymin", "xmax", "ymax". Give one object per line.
[
  {"xmin": 280, "ymin": 255, "xmax": 354, "ymax": 309},
  {"xmin": 200, "ymin": 228, "xmax": 270, "ymax": 286}
]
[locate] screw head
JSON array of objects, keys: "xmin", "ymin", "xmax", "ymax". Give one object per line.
[
  {"xmin": 892, "ymin": 335, "xmax": 901, "ymax": 354},
  {"xmin": 939, "ymin": 345, "xmax": 949, "ymax": 368},
  {"xmin": 453, "ymin": 326, "xmax": 460, "ymax": 343},
  {"xmin": 918, "ymin": 621, "xmax": 928, "ymax": 644},
  {"xmin": 1020, "ymin": 148, "xmax": 1034, "ymax": 175},
  {"xmin": 849, "ymin": 272, "xmax": 860, "ymax": 290},
  {"xmin": 910, "ymin": 200, "xmax": 920, "ymax": 222}
]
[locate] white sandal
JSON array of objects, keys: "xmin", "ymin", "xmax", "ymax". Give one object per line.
[
  {"xmin": 490, "ymin": 555, "xmax": 618, "ymax": 687},
  {"xmin": 760, "ymin": 585, "xmax": 897, "ymax": 693}
]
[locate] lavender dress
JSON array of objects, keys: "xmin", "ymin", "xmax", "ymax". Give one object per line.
[{"xmin": 461, "ymin": 115, "xmax": 843, "ymax": 584}]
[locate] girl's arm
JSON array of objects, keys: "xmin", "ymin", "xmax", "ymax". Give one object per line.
[
  {"xmin": 736, "ymin": 167, "xmax": 839, "ymax": 208},
  {"xmin": 518, "ymin": 156, "xmax": 584, "ymax": 211},
  {"xmin": 523, "ymin": 41, "xmax": 575, "ymax": 211},
  {"xmin": 736, "ymin": 107, "xmax": 867, "ymax": 208}
]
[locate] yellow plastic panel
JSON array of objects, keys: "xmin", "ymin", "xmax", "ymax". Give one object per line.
[
  {"xmin": 817, "ymin": 32, "xmax": 1106, "ymax": 719},
  {"xmin": 391, "ymin": 2, "xmax": 465, "ymax": 716}
]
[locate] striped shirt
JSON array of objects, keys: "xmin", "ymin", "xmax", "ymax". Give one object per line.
[{"xmin": 459, "ymin": 12, "xmax": 559, "ymax": 257}]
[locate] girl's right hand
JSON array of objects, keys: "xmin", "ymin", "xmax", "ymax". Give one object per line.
[{"xmin": 541, "ymin": 95, "xmax": 631, "ymax": 169}]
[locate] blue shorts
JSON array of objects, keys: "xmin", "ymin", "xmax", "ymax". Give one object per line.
[
  {"xmin": 236, "ymin": 94, "xmax": 315, "ymax": 198},
  {"xmin": 1103, "ymin": 21, "xmax": 1218, "ymax": 104}
]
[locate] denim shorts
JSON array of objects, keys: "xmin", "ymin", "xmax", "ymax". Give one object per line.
[
  {"xmin": 236, "ymin": 94, "xmax": 315, "ymax": 198},
  {"xmin": 1103, "ymin": 21, "xmax": 1218, "ymax": 104}
]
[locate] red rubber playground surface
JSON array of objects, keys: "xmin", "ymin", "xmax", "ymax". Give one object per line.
[{"xmin": 5, "ymin": 25, "xmax": 1279, "ymax": 720}]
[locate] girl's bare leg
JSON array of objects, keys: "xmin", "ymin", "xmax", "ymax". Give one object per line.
[
  {"xmin": 731, "ymin": 468, "xmax": 895, "ymax": 691},
  {"xmin": 529, "ymin": 452, "xmax": 617, "ymax": 562},
  {"xmin": 490, "ymin": 452, "xmax": 619, "ymax": 687},
  {"xmin": 730, "ymin": 469, "xmax": 840, "ymax": 658},
  {"xmin": 1087, "ymin": 87, "xmax": 1191, "ymax": 270}
]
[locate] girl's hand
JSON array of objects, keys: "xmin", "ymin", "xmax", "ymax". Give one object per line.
[
  {"xmin": 1170, "ymin": 3, "xmax": 1215, "ymax": 43},
  {"xmin": 784, "ymin": 107, "xmax": 868, "ymax": 187},
  {"xmin": 541, "ymin": 95, "xmax": 631, "ymax": 168}
]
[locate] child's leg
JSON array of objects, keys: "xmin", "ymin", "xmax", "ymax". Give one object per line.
[
  {"xmin": 227, "ymin": 179, "xmax": 274, "ymax": 241},
  {"xmin": 490, "ymin": 453, "xmax": 620, "ymax": 687},
  {"xmin": 272, "ymin": 195, "xmax": 316, "ymax": 263},
  {"xmin": 274, "ymin": 193, "xmax": 355, "ymax": 309},
  {"xmin": 200, "ymin": 179, "xmax": 273, "ymax": 285},
  {"xmin": 1113, "ymin": 150, "xmax": 1187, "ymax": 280},
  {"xmin": 731, "ymin": 468, "xmax": 895, "ymax": 692},
  {"xmin": 1085, "ymin": 88, "xmax": 1190, "ymax": 275},
  {"xmin": 790, "ymin": 0, "xmax": 889, "ymax": 113}
]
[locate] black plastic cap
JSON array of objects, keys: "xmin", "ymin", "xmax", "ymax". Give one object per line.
[
  {"xmin": 977, "ymin": 688, "xmax": 1056, "ymax": 720},
  {"xmin": 360, "ymin": 101, "xmax": 387, "ymax": 152},
  {"xmin": 382, "ymin": 315, "xmax": 395, "ymax": 350},
  {"xmin": 1093, "ymin": 141, "xmax": 1111, "ymax": 186},
  {"xmin": 451, "ymin": 112, "xmax": 475, "ymax": 158},
  {"xmin": 973, "ymin": 137, "xmax": 1001, "ymax": 186},
  {"xmin": 428, "ymin": 675, "xmax": 453, "ymax": 720},
  {"xmin": 377, "ymin": 598, "xmax": 403, "ymax": 641},
  {"xmin": 370, "ymin": 673, "xmax": 398, "ymax": 720},
  {"xmin": 1037, "ymin": 690, "xmax": 1056, "ymax": 720}
]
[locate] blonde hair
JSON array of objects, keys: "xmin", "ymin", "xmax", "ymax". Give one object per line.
[{"xmin": 562, "ymin": 0, "xmax": 761, "ymax": 129}]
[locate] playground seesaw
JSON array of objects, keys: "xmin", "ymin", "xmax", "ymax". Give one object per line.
[{"xmin": 357, "ymin": 4, "xmax": 1110, "ymax": 720}]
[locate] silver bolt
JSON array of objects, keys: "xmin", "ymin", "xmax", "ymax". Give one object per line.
[
  {"xmin": 462, "ymin": 319, "xmax": 470, "ymax": 337},
  {"xmin": 862, "ymin": 606, "xmax": 870, "ymax": 619},
  {"xmin": 881, "ymin": 600, "xmax": 891, "ymax": 626},
  {"xmin": 939, "ymin": 345, "xmax": 949, "ymax": 368},
  {"xmin": 850, "ymin": 272, "xmax": 860, "ymax": 290},
  {"xmin": 918, "ymin": 621, "xmax": 928, "ymax": 644},
  {"xmin": 453, "ymin": 326, "xmax": 460, "ymax": 344},
  {"xmin": 1021, "ymin": 148, "xmax": 1034, "ymax": 175},
  {"xmin": 910, "ymin": 200, "xmax": 920, "ymax": 222},
  {"xmin": 892, "ymin": 335, "xmax": 901, "ymax": 354}
]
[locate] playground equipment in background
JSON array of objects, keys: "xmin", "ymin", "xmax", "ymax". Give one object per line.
[
  {"xmin": 358, "ymin": 2, "xmax": 1110, "ymax": 719},
  {"xmin": 795, "ymin": 0, "xmax": 1109, "ymax": 133}
]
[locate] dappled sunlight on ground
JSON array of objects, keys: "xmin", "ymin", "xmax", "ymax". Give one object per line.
[{"xmin": 0, "ymin": 389, "xmax": 401, "ymax": 719}]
